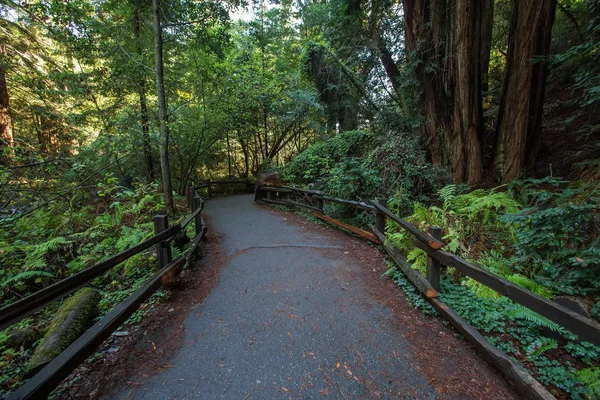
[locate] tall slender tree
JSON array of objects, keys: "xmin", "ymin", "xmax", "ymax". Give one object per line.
[
  {"xmin": 152, "ymin": 0, "xmax": 174, "ymax": 210},
  {"xmin": 0, "ymin": 50, "xmax": 13, "ymax": 154}
]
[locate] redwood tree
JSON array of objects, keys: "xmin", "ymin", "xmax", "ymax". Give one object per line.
[
  {"xmin": 403, "ymin": 0, "xmax": 452, "ymax": 168},
  {"xmin": 494, "ymin": 0, "xmax": 557, "ymax": 181},
  {"xmin": 451, "ymin": 0, "xmax": 484, "ymax": 185}
]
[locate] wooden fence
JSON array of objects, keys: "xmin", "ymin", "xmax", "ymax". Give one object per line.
[
  {"xmin": 0, "ymin": 183, "xmax": 223, "ymax": 400},
  {"xmin": 256, "ymin": 185, "xmax": 600, "ymax": 400}
]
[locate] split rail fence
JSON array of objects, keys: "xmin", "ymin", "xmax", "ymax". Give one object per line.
[
  {"xmin": 256, "ymin": 185, "xmax": 600, "ymax": 400},
  {"xmin": 0, "ymin": 180, "xmax": 249, "ymax": 399}
]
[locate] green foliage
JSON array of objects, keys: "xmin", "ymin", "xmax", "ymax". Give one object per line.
[
  {"xmin": 383, "ymin": 179, "xmax": 600, "ymax": 398},
  {"xmin": 526, "ymin": 337, "xmax": 558, "ymax": 358},
  {"xmin": 575, "ymin": 367, "xmax": 600, "ymax": 399},
  {"xmin": 502, "ymin": 181, "xmax": 600, "ymax": 296},
  {"xmin": 284, "ymin": 130, "xmax": 374, "ymax": 183},
  {"xmin": 383, "ymin": 262, "xmax": 437, "ymax": 316},
  {"xmin": 508, "ymin": 305, "xmax": 567, "ymax": 335},
  {"xmin": 1, "ymin": 270, "xmax": 54, "ymax": 288}
]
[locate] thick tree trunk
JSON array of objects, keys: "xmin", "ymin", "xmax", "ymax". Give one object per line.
[
  {"xmin": 152, "ymin": 0, "xmax": 174, "ymax": 210},
  {"xmin": 494, "ymin": 0, "xmax": 557, "ymax": 181},
  {"xmin": 133, "ymin": 10, "xmax": 154, "ymax": 183},
  {"xmin": 0, "ymin": 64, "xmax": 14, "ymax": 156},
  {"xmin": 452, "ymin": 0, "xmax": 484, "ymax": 185},
  {"xmin": 403, "ymin": 0, "xmax": 452, "ymax": 167}
]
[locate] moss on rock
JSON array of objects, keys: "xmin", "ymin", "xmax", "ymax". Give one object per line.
[{"xmin": 28, "ymin": 287, "xmax": 100, "ymax": 373}]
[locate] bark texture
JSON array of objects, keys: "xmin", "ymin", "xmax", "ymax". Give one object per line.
[
  {"xmin": 495, "ymin": 0, "xmax": 557, "ymax": 181},
  {"xmin": 403, "ymin": 0, "xmax": 452, "ymax": 167},
  {"xmin": 0, "ymin": 63, "xmax": 14, "ymax": 155},
  {"xmin": 452, "ymin": 0, "xmax": 484, "ymax": 185}
]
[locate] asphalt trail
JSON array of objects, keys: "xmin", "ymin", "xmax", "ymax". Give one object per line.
[{"xmin": 114, "ymin": 194, "xmax": 442, "ymax": 399}]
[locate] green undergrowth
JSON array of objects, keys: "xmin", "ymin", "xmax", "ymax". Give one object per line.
[
  {"xmin": 382, "ymin": 177, "xmax": 600, "ymax": 398},
  {"xmin": 0, "ymin": 175, "xmax": 192, "ymax": 395}
]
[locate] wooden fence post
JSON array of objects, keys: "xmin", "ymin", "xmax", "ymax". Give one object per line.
[
  {"xmin": 427, "ymin": 226, "xmax": 442, "ymax": 292},
  {"xmin": 375, "ymin": 198, "xmax": 387, "ymax": 236},
  {"xmin": 153, "ymin": 215, "xmax": 172, "ymax": 268},
  {"xmin": 317, "ymin": 198, "xmax": 324, "ymax": 213},
  {"xmin": 193, "ymin": 194, "xmax": 202, "ymax": 236}
]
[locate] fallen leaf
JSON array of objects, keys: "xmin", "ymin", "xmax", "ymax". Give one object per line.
[{"xmin": 319, "ymin": 387, "xmax": 330, "ymax": 396}]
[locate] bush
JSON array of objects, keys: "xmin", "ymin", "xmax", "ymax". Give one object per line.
[{"xmin": 284, "ymin": 128, "xmax": 446, "ymax": 206}]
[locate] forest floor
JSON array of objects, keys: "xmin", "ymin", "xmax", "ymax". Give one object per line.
[{"xmin": 69, "ymin": 194, "xmax": 520, "ymax": 399}]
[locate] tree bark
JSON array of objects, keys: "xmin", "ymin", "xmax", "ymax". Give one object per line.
[
  {"xmin": 152, "ymin": 0, "xmax": 174, "ymax": 210},
  {"xmin": 480, "ymin": 0, "xmax": 495, "ymax": 94},
  {"xmin": 133, "ymin": 9, "xmax": 154, "ymax": 183},
  {"xmin": 494, "ymin": 0, "xmax": 557, "ymax": 182},
  {"xmin": 403, "ymin": 0, "xmax": 452, "ymax": 167},
  {"xmin": 0, "ymin": 63, "xmax": 14, "ymax": 157},
  {"xmin": 452, "ymin": 0, "xmax": 484, "ymax": 185}
]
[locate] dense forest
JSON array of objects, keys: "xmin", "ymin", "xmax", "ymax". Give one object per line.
[{"xmin": 1, "ymin": 0, "xmax": 599, "ymax": 398}]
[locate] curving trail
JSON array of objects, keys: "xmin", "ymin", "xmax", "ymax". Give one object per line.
[{"xmin": 113, "ymin": 194, "xmax": 519, "ymax": 400}]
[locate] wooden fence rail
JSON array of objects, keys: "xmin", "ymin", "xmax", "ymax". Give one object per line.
[
  {"xmin": 257, "ymin": 185, "xmax": 600, "ymax": 400},
  {"xmin": 2, "ymin": 181, "xmax": 230, "ymax": 399}
]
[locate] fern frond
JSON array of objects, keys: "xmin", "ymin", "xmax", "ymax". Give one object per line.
[
  {"xmin": 1, "ymin": 270, "xmax": 54, "ymax": 287},
  {"xmin": 526, "ymin": 337, "xmax": 558, "ymax": 357},
  {"xmin": 506, "ymin": 274, "xmax": 554, "ymax": 298},
  {"xmin": 24, "ymin": 237, "xmax": 69, "ymax": 270},
  {"xmin": 508, "ymin": 305, "xmax": 567, "ymax": 334}
]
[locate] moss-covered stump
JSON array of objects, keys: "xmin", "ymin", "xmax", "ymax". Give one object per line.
[{"xmin": 28, "ymin": 287, "xmax": 101, "ymax": 374}]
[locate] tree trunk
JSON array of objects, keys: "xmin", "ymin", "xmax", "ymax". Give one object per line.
[
  {"xmin": 239, "ymin": 133, "xmax": 250, "ymax": 178},
  {"xmin": 480, "ymin": 0, "xmax": 495, "ymax": 94},
  {"xmin": 0, "ymin": 63, "xmax": 14, "ymax": 157},
  {"xmin": 133, "ymin": 9, "xmax": 154, "ymax": 183},
  {"xmin": 452, "ymin": 0, "xmax": 483, "ymax": 185},
  {"xmin": 494, "ymin": 0, "xmax": 557, "ymax": 182},
  {"xmin": 403, "ymin": 0, "xmax": 452, "ymax": 167},
  {"xmin": 226, "ymin": 130, "xmax": 232, "ymax": 178},
  {"xmin": 152, "ymin": 0, "xmax": 174, "ymax": 210}
]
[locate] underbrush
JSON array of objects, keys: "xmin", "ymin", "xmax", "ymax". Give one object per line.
[
  {"xmin": 384, "ymin": 177, "xmax": 600, "ymax": 398},
  {"xmin": 0, "ymin": 175, "xmax": 192, "ymax": 395}
]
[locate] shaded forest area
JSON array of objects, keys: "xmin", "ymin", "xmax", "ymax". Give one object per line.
[{"xmin": 1, "ymin": 0, "xmax": 599, "ymax": 398}]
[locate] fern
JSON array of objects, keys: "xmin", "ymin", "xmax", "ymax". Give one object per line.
[
  {"xmin": 508, "ymin": 305, "xmax": 567, "ymax": 334},
  {"xmin": 24, "ymin": 237, "xmax": 69, "ymax": 270},
  {"xmin": 439, "ymin": 184, "xmax": 470, "ymax": 211},
  {"xmin": 464, "ymin": 278, "xmax": 501, "ymax": 299},
  {"xmin": 526, "ymin": 337, "xmax": 558, "ymax": 358},
  {"xmin": 1, "ymin": 270, "xmax": 54, "ymax": 287},
  {"xmin": 506, "ymin": 274, "xmax": 554, "ymax": 298},
  {"xmin": 451, "ymin": 189, "xmax": 520, "ymax": 224}
]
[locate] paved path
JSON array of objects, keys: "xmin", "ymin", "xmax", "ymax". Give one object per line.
[{"xmin": 113, "ymin": 195, "xmax": 486, "ymax": 399}]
